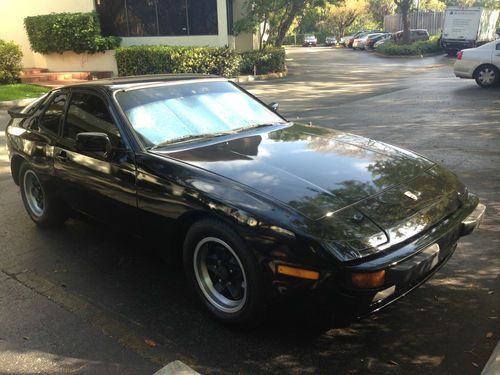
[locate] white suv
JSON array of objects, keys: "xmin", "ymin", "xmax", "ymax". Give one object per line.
[{"xmin": 454, "ymin": 40, "xmax": 500, "ymax": 88}]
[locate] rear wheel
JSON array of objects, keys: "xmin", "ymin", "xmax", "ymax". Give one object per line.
[
  {"xmin": 19, "ymin": 162, "xmax": 68, "ymax": 227},
  {"xmin": 474, "ymin": 65, "xmax": 499, "ymax": 88},
  {"xmin": 183, "ymin": 218, "xmax": 266, "ymax": 328}
]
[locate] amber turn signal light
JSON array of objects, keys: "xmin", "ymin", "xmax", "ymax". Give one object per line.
[
  {"xmin": 277, "ymin": 265, "xmax": 320, "ymax": 280},
  {"xmin": 351, "ymin": 270, "xmax": 385, "ymax": 288}
]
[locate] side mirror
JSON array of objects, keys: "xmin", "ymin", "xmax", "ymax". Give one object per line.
[
  {"xmin": 269, "ymin": 102, "xmax": 279, "ymax": 112},
  {"xmin": 76, "ymin": 132, "xmax": 111, "ymax": 154},
  {"xmin": 8, "ymin": 107, "xmax": 31, "ymax": 119}
]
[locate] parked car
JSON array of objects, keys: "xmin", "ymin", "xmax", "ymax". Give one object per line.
[
  {"xmin": 374, "ymin": 35, "xmax": 392, "ymax": 49},
  {"xmin": 5, "ymin": 75, "xmax": 485, "ymax": 329},
  {"xmin": 303, "ymin": 35, "xmax": 317, "ymax": 47},
  {"xmin": 340, "ymin": 35, "xmax": 353, "ymax": 47},
  {"xmin": 366, "ymin": 33, "xmax": 391, "ymax": 49},
  {"xmin": 325, "ymin": 36, "xmax": 337, "ymax": 46},
  {"xmin": 393, "ymin": 29, "xmax": 430, "ymax": 42},
  {"xmin": 354, "ymin": 33, "xmax": 385, "ymax": 50},
  {"xmin": 454, "ymin": 39, "xmax": 500, "ymax": 87},
  {"xmin": 349, "ymin": 30, "xmax": 384, "ymax": 48},
  {"xmin": 346, "ymin": 31, "xmax": 368, "ymax": 48}
]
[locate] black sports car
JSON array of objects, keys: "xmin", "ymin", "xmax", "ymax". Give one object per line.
[{"xmin": 5, "ymin": 75, "xmax": 485, "ymax": 328}]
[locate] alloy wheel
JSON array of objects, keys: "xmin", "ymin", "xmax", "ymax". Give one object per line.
[
  {"xmin": 193, "ymin": 237, "xmax": 247, "ymax": 313},
  {"xmin": 23, "ymin": 170, "xmax": 45, "ymax": 217}
]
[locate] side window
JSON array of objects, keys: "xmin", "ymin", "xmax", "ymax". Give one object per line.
[
  {"xmin": 496, "ymin": 43, "xmax": 500, "ymax": 51},
  {"xmin": 39, "ymin": 93, "xmax": 67, "ymax": 134},
  {"xmin": 64, "ymin": 92, "xmax": 123, "ymax": 148}
]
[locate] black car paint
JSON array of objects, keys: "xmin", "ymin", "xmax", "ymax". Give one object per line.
[{"xmin": 5, "ymin": 76, "xmax": 481, "ymax": 320}]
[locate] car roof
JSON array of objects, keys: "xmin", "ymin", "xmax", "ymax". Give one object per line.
[{"xmin": 60, "ymin": 73, "xmax": 222, "ymax": 91}]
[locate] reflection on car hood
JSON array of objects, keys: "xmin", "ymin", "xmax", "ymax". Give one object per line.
[{"xmin": 158, "ymin": 124, "xmax": 434, "ymax": 220}]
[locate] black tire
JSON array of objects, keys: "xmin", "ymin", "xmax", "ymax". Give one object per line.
[
  {"xmin": 474, "ymin": 65, "xmax": 499, "ymax": 88},
  {"xmin": 19, "ymin": 162, "xmax": 68, "ymax": 227},
  {"xmin": 183, "ymin": 218, "xmax": 266, "ymax": 328}
]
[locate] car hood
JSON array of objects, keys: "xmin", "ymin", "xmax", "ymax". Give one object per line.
[{"xmin": 157, "ymin": 123, "xmax": 435, "ymax": 221}]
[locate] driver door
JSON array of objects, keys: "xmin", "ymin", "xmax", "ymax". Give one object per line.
[{"xmin": 54, "ymin": 89, "xmax": 137, "ymax": 228}]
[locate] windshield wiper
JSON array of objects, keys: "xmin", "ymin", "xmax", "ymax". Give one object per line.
[
  {"xmin": 149, "ymin": 130, "xmax": 238, "ymax": 150},
  {"xmin": 148, "ymin": 123, "xmax": 287, "ymax": 151},
  {"xmin": 231, "ymin": 122, "xmax": 284, "ymax": 134}
]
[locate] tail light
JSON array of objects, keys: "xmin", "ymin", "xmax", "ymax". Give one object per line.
[{"xmin": 457, "ymin": 50, "xmax": 463, "ymax": 60}]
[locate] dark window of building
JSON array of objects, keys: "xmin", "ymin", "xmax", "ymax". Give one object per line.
[
  {"xmin": 226, "ymin": 0, "xmax": 234, "ymax": 35},
  {"xmin": 188, "ymin": 0, "xmax": 218, "ymax": 35},
  {"xmin": 157, "ymin": 0, "xmax": 188, "ymax": 36},
  {"xmin": 127, "ymin": 0, "xmax": 158, "ymax": 36},
  {"xmin": 39, "ymin": 93, "xmax": 67, "ymax": 134},
  {"xmin": 96, "ymin": 0, "xmax": 129, "ymax": 36},
  {"xmin": 95, "ymin": 0, "xmax": 218, "ymax": 37},
  {"xmin": 64, "ymin": 92, "xmax": 123, "ymax": 148}
]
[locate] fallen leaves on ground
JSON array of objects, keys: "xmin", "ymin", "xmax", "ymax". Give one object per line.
[{"xmin": 144, "ymin": 338, "xmax": 157, "ymax": 347}]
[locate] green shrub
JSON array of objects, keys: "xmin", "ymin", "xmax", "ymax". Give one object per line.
[
  {"xmin": 378, "ymin": 35, "xmax": 442, "ymax": 56},
  {"xmin": 239, "ymin": 47, "xmax": 286, "ymax": 75},
  {"xmin": 0, "ymin": 40, "xmax": 22, "ymax": 84},
  {"xmin": 115, "ymin": 46, "xmax": 242, "ymax": 78},
  {"xmin": 24, "ymin": 12, "xmax": 121, "ymax": 54},
  {"xmin": 116, "ymin": 45, "xmax": 286, "ymax": 78}
]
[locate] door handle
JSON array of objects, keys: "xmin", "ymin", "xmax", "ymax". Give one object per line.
[{"xmin": 55, "ymin": 150, "xmax": 69, "ymax": 162}]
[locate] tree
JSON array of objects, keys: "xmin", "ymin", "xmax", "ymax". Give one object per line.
[
  {"xmin": 234, "ymin": 0, "xmax": 280, "ymax": 50},
  {"xmin": 393, "ymin": 0, "xmax": 411, "ymax": 43},
  {"xmin": 444, "ymin": 0, "xmax": 499, "ymax": 6},
  {"xmin": 235, "ymin": 0, "xmax": 338, "ymax": 48},
  {"xmin": 368, "ymin": 0, "xmax": 396, "ymax": 27},
  {"xmin": 324, "ymin": 0, "xmax": 368, "ymax": 38},
  {"xmin": 418, "ymin": 0, "xmax": 446, "ymax": 11}
]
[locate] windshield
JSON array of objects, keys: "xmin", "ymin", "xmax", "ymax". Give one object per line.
[{"xmin": 116, "ymin": 81, "xmax": 284, "ymax": 148}]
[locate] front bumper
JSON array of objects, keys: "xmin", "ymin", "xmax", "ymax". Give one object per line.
[
  {"xmin": 329, "ymin": 198, "xmax": 485, "ymax": 319},
  {"xmin": 460, "ymin": 202, "xmax": 485, "ymax": 235},
  {"xmin": 267, "ymin": 195, "xmax": 484, "ymax": 322}
]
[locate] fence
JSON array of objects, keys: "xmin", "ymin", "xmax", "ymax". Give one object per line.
[{"xmin": 384, "ymin": 12, "xmax": 444, "ymax": 35}]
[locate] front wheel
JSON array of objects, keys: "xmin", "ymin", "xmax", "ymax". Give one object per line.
[
  {"xmin": 19, "ymin": 162, "xmax": 68, "ymax": 227},
  {"xmin": 475, "ymin": 65, "xmax": 499, "ymax": 88},
  {"xmin": 183, "ymin": 218, "xmax": 266, "ymax": 328}
]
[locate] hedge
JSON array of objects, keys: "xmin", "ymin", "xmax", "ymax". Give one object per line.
[
  {"xmin": 24, "ymin": 12, "xmax": 121, "ymax": 54},
  {"xmin": 377, "ymin": 35, "xmax": 442, "ymax": 56},
  {"xmin": 0, "ymin": 40, "xmax": 22, "ymax": 84},
  {"xmin": 116, "ymin": 46, "xmax": 286, "ymax": 78},
  {"xmin": 239, "ymin": 47, "xmax": 286, "ymax": 75}
]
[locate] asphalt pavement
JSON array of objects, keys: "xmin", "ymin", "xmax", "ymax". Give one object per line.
[{"xmin": 0, "ymin": 46, "xmax": 498, "ymax": 374}]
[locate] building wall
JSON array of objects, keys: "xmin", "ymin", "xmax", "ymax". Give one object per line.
[
  {"xmin": 233, "ymin": 0, "xmax": 259, "ymax": 51},
  {"xmin": 34, "ymin": 51, "xmax": 119, "ymax": 76},
  {"xmin": 0, "ymin": 0, "xmax": 95, "ymax": 68},
  {"xmin": 0, "ymin": 0, "xmax": 253, "ymax": 74}
]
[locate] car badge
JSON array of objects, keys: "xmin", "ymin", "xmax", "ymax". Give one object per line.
[{"xmin": 404, "ymin": 191, "xmax": 418, "ymax": 201}]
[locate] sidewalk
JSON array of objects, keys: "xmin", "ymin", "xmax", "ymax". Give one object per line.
[{"xmin": 0, "ymin": 270, "xmax": 156, "ymax": 374}]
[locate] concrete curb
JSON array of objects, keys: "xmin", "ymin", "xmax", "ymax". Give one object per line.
[
  {"xmin": 482, "ymin": 339, "xmax": 500, "ymax": 375},
  {"xmin": 154, "ymin": 361, "xmax": 200, "ymax": 375},
  {"xmin": 0, "ymin": 98, "xmax": 36, "ymax": 110},
  {"xmin": 374, "ymin": 51, "xmax": 445, "ymax": 59},
  {"xmin": 231, "ymin": 70, "xmax": 288, "ymax": 83}
]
